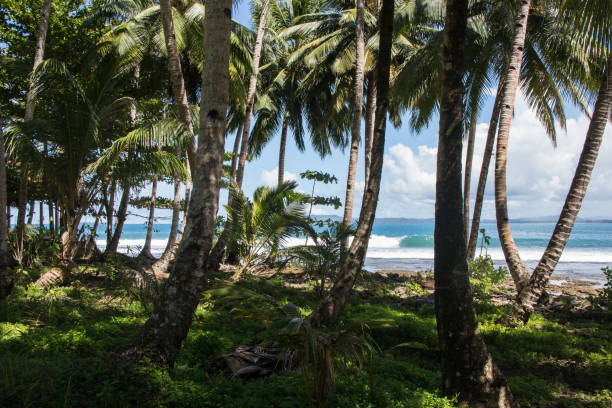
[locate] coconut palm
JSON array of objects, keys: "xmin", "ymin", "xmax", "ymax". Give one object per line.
[
  {"xmin": 225, "ymin": 181, "xmax": 307, "ymax": 278},
  {"xmin": 136, "ymin": 0, "xmax": 233, "ymax": 366},
  {"xmin": 513, "ymin": 0, "xmax": 612, "ymax": 323},
  {"xmin": 432, "ymin": 0, "xmax": 516, "ymax": 404},
  {"xmin": 246, "ymin": 0, "xmax": 349, "ymax": 184},
  {"xmin": 309, "ymin": 0, "xmax": 394, "ymax": 326},
  {"xmin": 16, "ymin": 0, "xmax": 53, "ymax": 263}
]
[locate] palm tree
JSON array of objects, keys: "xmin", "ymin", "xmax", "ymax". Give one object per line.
[
  {"xmin": 234, "ymin": 0, "xmax": 271, "ymax": 189},
  {"xmin": 513, "ymin": 0, "xmax": 612, "ymax": 323},
  {"xmin": 226, "ymin": 181, "xmax": 306, "ymax": 278},
  {"xmin": 494, "ymin": 0, "xmax": 533, "ymax": 291},
  {"xmin": 433, "ymin": 0, "xmax": 515, "ymax": 404},
  {"xmin": 16, "ymin": 0, "xmax": 53, "ymax": 262},
  {"xmin": 137, "ymin": 0, "xmax": 233, "ymax": 366},
  {"xmin": 309, "ymin": 0, "xmax": 394, "ymax": 326}
]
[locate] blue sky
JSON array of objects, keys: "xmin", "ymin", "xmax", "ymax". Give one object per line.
[{"xmin": 108, "ymin": 3, "xmax": 612, "ymax": 224}]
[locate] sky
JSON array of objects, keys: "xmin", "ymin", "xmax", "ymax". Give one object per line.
[{"xmin": 62, "ymin": 4, "xmax": 612, "ymax": 225}]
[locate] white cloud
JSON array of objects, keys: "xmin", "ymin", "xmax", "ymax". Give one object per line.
[
  {"xmin": 260, "ymin": 167, "xmax": 297, "ymax": 187},
  {"xmin": 375, "ymin": 93, "xmax": 612, "ymax": 219}
]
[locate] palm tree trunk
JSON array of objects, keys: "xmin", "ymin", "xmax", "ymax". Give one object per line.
[
  {"xmin": 153, "ymin": 174, "xmax": 181, "ymax": 272},
  {"xmin": 105, "ymin": 179, "xmax": 116, "ymax": 247},
  {"xmin": 48, "ymin": 201, "xmax": 54, "ymax": 233},
  {"xmin": 27, "ymin": 200, "xmax": 35, "ymax": 225},
  {"xmin": 434, "ymin": 1, "xmax": 516, "ymax": 405},
  {"xmin": 463, "ymin": 113, "xmax": 477, "ymax": 240},
  {"xmin": 106, "ymin": 184, "xmax": 130, "ymax": 254},
  {"xmin": 340, "ymin": 0, "xmax": 366, "ymax": 252},
  {"xmin": 39, "ymin": 201, "xmax": 43, "ymax": 229},
  {"xmin": 140, "ymin": 178, "xmax": 158, "ymax": 259},
  {"xmin": 235, "ymin": 0, "xmax": 270, "ymax": 189},
  {"xmin": 230, "ymin": 125, "xmax": 243, "ymax": 178},
  {"xmin": 277, "ymin": 114, "xmax": 289, "ymax": 186},
  {"xmin": 54, "ymin": 204, "xmax": 59, "ymax": 234},
  {"xmin": 494, "ymin": 0, "xmax": 531, "ymax": 291},
  {"xmin": 364, "ymin": 72, "xmax": 376, "ymax": 185},
  {"xmin": 309, "ymin": 0, "xmax": 393, "ymax": 327},
  {"xmin": 467, "ymin": 84, "xmax": 503, "ymax": 260},
  {"xmin": 514, "ymin": 55, "xmax": 612, "ymax": 323},
  {"xmin": 0, "ymin": 124, "xmax": 13, "ymax": 299},
  {"xmin": 136, "ymin": 0, "xmax": 232, "ymax": 366},
  {"xmin": 159, "ymin": 0, "xmax": 196, "ymax": 177},
  {"xmin": 17, "ymin": 0, "xmax": 53, "ymax": 259}
]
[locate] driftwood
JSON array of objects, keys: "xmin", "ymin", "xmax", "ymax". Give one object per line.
[{"xmin": 224, "ymin": 344, "xmax": 296, "ymax": 379}]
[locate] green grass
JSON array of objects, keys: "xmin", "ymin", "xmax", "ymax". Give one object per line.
[{"xmin": 0, "ymin": 264, "xmax": 610, "ymax": 407}]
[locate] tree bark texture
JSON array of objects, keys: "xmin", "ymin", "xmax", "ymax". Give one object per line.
[
  {"xmin": 0, "ymin": 124, "xmax": 12, "ymax": 299},
  {"xmin": 494, "ymin": 0, "xmax": 531, "ymax": 291},
  {"xmin": 159, "ymin": 0, "xmax": 196, "ymax": 177},
  {"xmin": 341, "ymin": 0, "xmax": 366, "ymax": 251},
  {"xmin": 235, "ymin": 0, "xmax": 270, "ymax": 189},
  {"xmin": 309, "ymin": 0, "xmax": 393, "ymax": 327},
  {"xmin": 514, "ymin": 55, "xmax": 612, "ymax": 322},
  {"xmin": 138, "ymin": 0, "xmax": 232, "ymax": 366},
  {"xmin": 463, "ymin": 113, "xmax": 477, "ymax": 241},
  {"xmin": 434, "ymin": 0, "xmax": 516, "ymax": 406},
  {"xmin": 467, "ymin": 84, "xmax": 503, "ymax": 260},
  {"xmin": 364, "ymin": 72, "xmax": 376, "ymax": 185},
  {"xmin": 277, "ymin": 115, "xmax": 289, "ymax": 186}
]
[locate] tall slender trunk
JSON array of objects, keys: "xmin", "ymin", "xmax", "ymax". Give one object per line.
[
  {"xmin": 341, "ymin": 0, "xmax": 366, "ymax": 251},
  {"xmin": 159, "ymin": 0, "xmax": 196, "ymax": 177},
  {"xmin": 153, "ymin": 174, "xmax": 182, "ymax": 272},
  {"xmin": 514, "ymin": 55, "xmax": 612, "ymax": 322},
  {"xmin": 467, "ymin": 84, "xmax": 503, "ymax": 260},
  {"xmin": 0, "ymin": 124, "xmax": 12, "ymax": 299},
  {"xmin": 27, "ymin": 200, "xmax": 35, "ymax": 225},
  {"xmin": 235, "ymin": 0, "xmax": 270, "ymax": 189},
  {"xmin": 494, "ymin": 0, "xmax": 531, "ymax": 291},
  {"xmin": 230, "ymin": 125, "xmax": 243, "ymax": 178},
  {"xmin": 54, "ymin": 204, "xmax": 59, "ymax": 234},
  {"xmin": 39, "ymin": 201, "xmax": 43, "ymax": 228},
  {"xmin": 277, "ymin": 114, "xmax": 289, "ymax": 186},
  {"xmin": 463, "ymin": 113, "xmax": 477, "ymax": 240},
  {"xmin": 48, "ymin": 201, "xmax": 54, "ymax": 233},
  {"xmin": 137, "ymin": 0, "xmax": 232, "ymax": 366},
  {"xmin": 106, "ymin": 183, "xmax": 130, "ymax": 254},
  {"xmin": 309, "ymin": 0, "xmax": 393, "ymax": 326},
  {"xmin": 364, "ymin": 72, "xmax": 376, "ymax": 185},
  {"xmin": 17, "ymin": 0, "xmax": 53, "ymax": 259},
  {"xmin": 434, "ymin": 1, "xmax": 516, "ymax": 405},
  {"xmin": 141, "ymin": 143, "xmax": 161, "ymax": 259},
  {"xmin": 106, "ymin": 179, "xmax": 116, "ymax": 246}
]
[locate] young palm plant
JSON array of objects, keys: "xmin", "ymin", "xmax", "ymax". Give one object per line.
[{"xmin": 226, "ymin": 181, "xmax": 307, "ymax": 279}]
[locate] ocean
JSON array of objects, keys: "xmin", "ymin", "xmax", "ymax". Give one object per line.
[{"xmin": 95, "ymin": 220, "xmax": 612, "ymax": 284}]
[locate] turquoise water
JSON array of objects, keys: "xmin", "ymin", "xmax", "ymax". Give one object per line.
[{"xmin": 95, "ymin": 220, "xmax": 612, "ymax": 282}]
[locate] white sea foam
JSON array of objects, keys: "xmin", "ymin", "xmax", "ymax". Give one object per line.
[{"xmin": 96, "ymin": 236, "xmax": 612, "ymax": 264}]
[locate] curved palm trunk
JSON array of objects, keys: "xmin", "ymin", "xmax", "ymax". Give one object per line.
[
  {"xmin": 0, "ymin": 125, "xmax": 12, "ymax": 299},
  {"xmin": 235, "ymin": 0, "xmax": 270, "ymax": 189},
  {"xmin": 159, "ymin": 0, "xmax": 196, "ymax": 177},
  {"xmin": 434, "ymin": 1, "xmax": 516, "ymax": 405},
  {"xmin": 106, "ymin": 184, "xmax": 130, "ymax": 254},
  {"xmin": 340, "ymin": 0, "xmax": 366, "ymax": 251},
  {"xmin": 230, "ymin": 125, "xmax": 243, "ymax": 177},
  {"xmin": 364, "ymin": 72, "xmax": 376, "ymax": 185},
  {"xmin": 17, "ymin": 0, "xmax": 53, "ymax": 259},
  {"xmin": 277, "ymin": 114, "xmax": 289, "ymax": 186},
  {"xmin": 463, "ymin": 114, "xmax": 477, "ymax": 240},
  {"xmin": 309, "ymin": 0, "xmax": 393, "ymax": 327},
  {"xmin": 139, "ymin": 178, "xmax": 158, "ymax": 259},
  {"xmin": 153, "ymin": 174, "xmax": 181, "ymax": 272},
  {"xmin": 105, "ymin": 180, "xmax": 116, "ymax": 247},
  {"xmin": 494, "ymin": 0, "xmax": 531, "ymax": 291},
  {"xmin": 515, "ymin": 55, "xmax": 612, "ymax": 322},
  {"xmin": 467, "ymin": 84, "xmax": 503, "ymax": 260},
  {"xmin": 27, "ymin": 200, "xmax": 35, "ymax": 225},
  {"xmin": 137, "ymin": 0, "xmax": 232, "ymax": 366}
]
